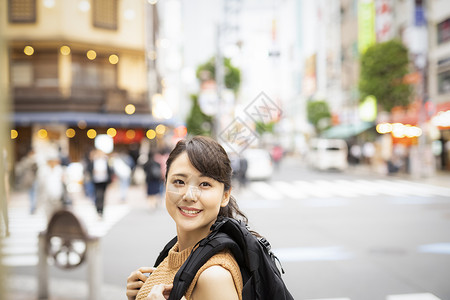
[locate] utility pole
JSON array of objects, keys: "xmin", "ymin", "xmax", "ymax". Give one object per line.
[
  {"xmin": 213, "ymin": 0, "xmax": 242, "ymax": 139},
  {"xmin": 214, "ymin": 24, "xmax": 224, "ymax": 139},
  {"xmin": 411, "ymin": 0, "xmax": 430, "ymax": 178}
]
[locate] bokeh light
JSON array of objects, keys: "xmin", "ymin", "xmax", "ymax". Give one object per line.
[
  {"xmin": 125, "ymin": 104, "xmax": 136, "ymax": 115},
  {"xmin": 60, "ymin": 45, "xmax": 71, "ymax": 55},
  {"xmin": 126, "ymin": 129, "xmax": 136, "ymax": 139},
  {"xmin": 146, "ymin": 129, "xmax": 156, "ymax": 139},
  {"xmin": 78, "ymin": 120, "xmax": 87, "ymax": 129},
  {"xmin": 38, "ymin": 129, "xmax": 48, "ymax": 139},
  {"xmin": 155, "ymin": 124, "xmax": 166, "ymax": 135},
  {"xmin": 87, "ymin": 50, "xmax": 97, "ymax": 60},
  {"xmin": 109, "ymin": 54, "xmax": 119, "ymax": 64},
  {"xmin": 66, "ymin": 128, "xmax": 76, "ymax": 138},
  {"xmin": 87, "ymin": 129, "xmax": 97, "ymax": 139},
  {"xmin": 24, "ymin": 46, "xmax": 34, "ymax": 56},
  {"xmin": 107, "ymin": 128, "xmax": 117, "ymax": 137},
  {"xmin": 11, "ymin": 129, "xmax": 18, "ymax": 139}
]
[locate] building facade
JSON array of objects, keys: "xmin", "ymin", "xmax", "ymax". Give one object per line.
[
  {"xmin": 2, "ymin": 0, "xmax": 169, "ymax": 163},
  {"xmin": 428, "ymin": 0, "xmax": 450, "ymax": 170}
]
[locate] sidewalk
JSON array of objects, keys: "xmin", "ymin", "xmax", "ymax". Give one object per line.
[
  {"xmin": 5, "ymin": 275, "xmax": 124, "ymax": 300},
  {"xmin": 3, "ymin": 181, "xmax": 146, "ymax": 300}
]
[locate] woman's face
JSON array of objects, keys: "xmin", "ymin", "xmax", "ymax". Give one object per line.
[{"xmin": 165, "ymin": 152, "xmax": 230, "ymax": 239}]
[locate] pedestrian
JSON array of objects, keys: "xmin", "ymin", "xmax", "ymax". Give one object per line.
[
  {"xmin": 271, "ymin": 144, "xmax": 284, "ymax": 170},
  {"xmin": 16, "ymin": 148, "xmax": 39, "ymax": 214},
  {"xmin": 37, "ymin": 153, "xmax": 65, "ymax": 222},
  {"xmin": 143, "ymin": 152, "xmax": 162, "ymax": 210},
  {"xmin": 112, "ymin": 151, "xmax": 133, "ymax": 202},
  {"xmin": 87, "ymin": 149, "xmax": 113, "ymax": 218},
  {"xmin": 238, "ymin": 155, "xmax": 248, "ymax": 188},
  {"xmin": 82, "ymin": 149, "xmax": 95, "ymax": 203},
  {"xmin": 154, "ymin": 147, "xmax": 170, "ymax": 202},
  {"xmin": 126, "ymin": 136, "xmax": 253, "ymax": 300}
]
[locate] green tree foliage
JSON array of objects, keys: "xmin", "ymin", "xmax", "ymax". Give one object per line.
[
  {"xmin": 359, "ymin": 40, "xmax": 412, "ymax": 112},
  {"xmin": 196, "ymin": 57, "xmax": 241, "ymax": 93},
  {"xmin": 186, "ymin": 94, "xmax": 213, "ymax": 136},
  {"xmin": 255, "ymin": 121, "xmax": 275, "ymax": 135},
  {"xmin": 307, "ymin": 100, "xmax": 331, "ymax": 133}
]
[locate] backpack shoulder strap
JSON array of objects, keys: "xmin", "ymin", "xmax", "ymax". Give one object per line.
[
  {"xmin": 168, "ymin": 231, "xmax": 242, "ymax": 300},
  {"xmin": 154, "ymin": 236, "xmax": 177, "ymax": 267}
]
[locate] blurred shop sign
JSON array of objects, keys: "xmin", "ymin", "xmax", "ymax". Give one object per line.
[
  {"xmin": 358, "ymin": 0, "xmax": 376, "ymax": 53},
  {"xmin": 403, "ymin": 72, "xmax": 422, "ymax": 84}
]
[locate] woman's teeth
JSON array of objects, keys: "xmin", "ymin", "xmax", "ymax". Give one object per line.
[{"xmin": 180, "ymin": 208, "xmax": 201, "ymax": 215}]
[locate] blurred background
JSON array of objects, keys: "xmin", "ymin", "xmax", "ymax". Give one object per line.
[{"xmin": 1, "ymin": 0, "xmax": 450, "ymax": 299}]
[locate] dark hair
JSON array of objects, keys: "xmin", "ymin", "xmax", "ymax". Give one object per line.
[{"xmin": 165, "ymin": 136, "xmax": 248, "ymax": 223}]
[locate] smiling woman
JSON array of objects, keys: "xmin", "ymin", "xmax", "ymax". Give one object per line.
[
  {"xmin": 127, "ymin": 136, "xmax": 246, "ymax": 300},
  {"xmin": 127, "ymin": 136, "xmax": 293, "ymax": 300}
]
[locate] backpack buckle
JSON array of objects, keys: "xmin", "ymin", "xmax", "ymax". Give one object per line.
[{"xmin": 258, "ymin": 238, "xmax": 271, "ymax": 251}]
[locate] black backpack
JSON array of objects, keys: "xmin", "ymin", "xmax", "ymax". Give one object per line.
[{"xmin": 154, "ymin": 217, "xmax": 294, "ymax": 300}]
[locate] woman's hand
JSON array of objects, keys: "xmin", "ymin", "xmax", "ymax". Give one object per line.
[
  {"xmin": 126, "ymin": 267, "xmax": 155, "ymax": 300},
  {"xmin": 145, "ymin": 284, "xmax": 186, "ymax": 300}
]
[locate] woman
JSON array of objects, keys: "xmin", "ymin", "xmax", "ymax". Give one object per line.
[{"xmin": 127, "ymin": 136, "xmax": 248, "ymax": 300}]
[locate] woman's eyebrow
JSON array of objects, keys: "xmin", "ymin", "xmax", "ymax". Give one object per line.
[
  {"xmin": 171, "ymin": 173, "xmax": 188, "ymax": 178},
  {"xmin": 170, "ymin": 173, "xmax": 210, "ymax": 179}
]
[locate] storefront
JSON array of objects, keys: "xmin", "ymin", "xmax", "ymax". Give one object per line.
[
  {"xmin": 431, "ymin": 102, "xmax": 450, "ymax": 171},
  {"xmin": 11, "ymin": 112, "xmax": 181, "ymax": 164}
]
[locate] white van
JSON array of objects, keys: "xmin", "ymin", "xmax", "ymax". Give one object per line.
[{"xmin": 308, "ymin": 138, "xmax": 348, "ymax": 171}]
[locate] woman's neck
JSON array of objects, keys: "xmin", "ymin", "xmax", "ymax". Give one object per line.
[{"xmin": 176, "ymin": 227, "xmax": 211, "ymax": 252}]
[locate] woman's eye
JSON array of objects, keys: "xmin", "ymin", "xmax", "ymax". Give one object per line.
[
  {"xmin": 173, "ymin": 179, "xmax": 184, "ymax": 185},
  {"xmin": 200, "ymin": 182, "xmax": 211, "ymax": 187}
]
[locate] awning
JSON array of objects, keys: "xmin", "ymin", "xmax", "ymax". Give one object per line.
[
  {"xmin": 11, "ymin": 112, "xmax": 179, "ymax": 128},
  {"xmin": 321, "ymin": 122, "xmax": 375, "ymax": 139}
]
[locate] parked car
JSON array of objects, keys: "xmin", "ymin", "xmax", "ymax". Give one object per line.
[
  {"xmin": 307, "ymin": 138, "xmax": 348, "ymax": 171},
  {"xmin": 242, "ymin": 148, "xmax": 274, "ymax": 180}
]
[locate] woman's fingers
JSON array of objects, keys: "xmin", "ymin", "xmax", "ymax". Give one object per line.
[
  {"xmin": 127, "ymin": 280, "xmax": 144, "ymax": 290},
  {"xmin": 146, "ymin": 283, "xmax": 174, "ymax": 300},
  {"xmin": 127, "ymin": 267, "xmax": 154, "ymax": 283},
  {"xmin": 126, "ymin": 267, "xmax": 155, "ymax": 300},
  {"xmin": 138, "ymin": 267, "xmax": 155, "ymax": 275},
  {"xmin": 126, "ymin": 288, "xmax": 139, "ymax": 298},
  {"xmin": 162, "ymin": 284, "xmax": 173, "ymax": 298}
]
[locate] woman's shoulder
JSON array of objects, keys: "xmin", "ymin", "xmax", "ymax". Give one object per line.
[{"xmin": 187, "ymin": 250, "xmax": 242, "ymax": 300}]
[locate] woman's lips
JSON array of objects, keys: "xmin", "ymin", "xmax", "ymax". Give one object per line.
[{"xmin": 178, "ymin": 206, "xmax": 202, "ymax": 217}]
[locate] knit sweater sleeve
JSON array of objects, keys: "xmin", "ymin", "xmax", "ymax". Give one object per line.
[{"xmin": 185, "ymin": 249, "xmax": 243, "ymax": 300}]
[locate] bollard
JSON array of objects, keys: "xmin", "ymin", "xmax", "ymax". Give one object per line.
[{"xmin": 38, "ymin": 209, "xmax": 101, "ymax": 300}]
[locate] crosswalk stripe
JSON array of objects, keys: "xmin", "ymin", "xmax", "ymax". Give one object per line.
[
  {"xmin": 272, "ymin": 181, "xmax": 308, "ymax": 199},
  {"xmin": 380, "ymin": 180, "xmax": 434, "ymax": 197},
  {"xmin": 293, "ymin": 180, "xmax": 334, "ymax": 198},
  {"xmin": 248, "ymin": 181, "xmax": 283, "ymax": 201},
  {"xmin": 336, "ymin": 179, "xmax": 379, "ymax": 196},
  {"xmin": 314, "ymin": 180, "xmax": 359, "ymax": 198},
  {"xmin": 397, "ymin": 180, "xmax": 450, "ymax": 197},
  {"xmin": 240, "ymin": 179, "xmax": 449, "ymax": 201},
  {"xmin": 368, "ymin": 180, "xmax": 407, "ymax": 196}
]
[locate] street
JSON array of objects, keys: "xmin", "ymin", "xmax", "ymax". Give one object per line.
[{"xmin": 4, "ymin": 156, "xmax": 450, "ymax": 300}]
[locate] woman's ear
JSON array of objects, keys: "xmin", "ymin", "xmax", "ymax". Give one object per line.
[{"xmin": 221, "ymin": 189, "xmax": 231, "ymax": 207}]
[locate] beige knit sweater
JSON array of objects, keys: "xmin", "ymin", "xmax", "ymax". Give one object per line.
[{"xmin": 136, "ymin": 242, "xmax": 243, "ymax": 300}]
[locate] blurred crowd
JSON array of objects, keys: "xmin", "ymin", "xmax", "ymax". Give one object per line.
[{"xmin": 13, "ymin": 145, "xmax": 172, "ymax": 221}]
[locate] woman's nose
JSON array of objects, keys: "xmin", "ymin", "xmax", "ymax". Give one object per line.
[{"xmin": 183, "ymin": 185, "xmax": 201, "ymax": 201}]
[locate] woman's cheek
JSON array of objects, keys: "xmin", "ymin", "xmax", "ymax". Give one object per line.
[{"xmin": 166, "ymin": 185, "xmax": 182, "ymax": 205}]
